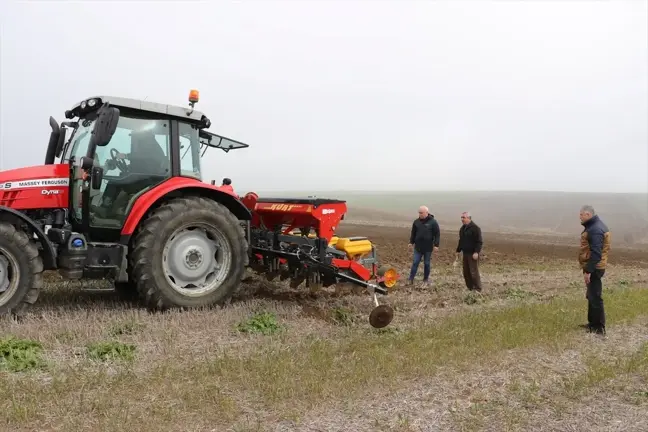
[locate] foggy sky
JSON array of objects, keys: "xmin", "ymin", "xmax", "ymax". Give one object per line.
[{"xmin": 1, "ymin": 0, "xmax": 646, "ymax": 194}]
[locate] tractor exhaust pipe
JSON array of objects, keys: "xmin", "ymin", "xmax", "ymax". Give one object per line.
[{"xmin": 44, "ymin": 116, "xmax": 61, "ymax": 165}]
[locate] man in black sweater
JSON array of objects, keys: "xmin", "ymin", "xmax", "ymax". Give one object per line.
[
  {"xmin": 407, "ymin": 205, "xmax": 440, "ymax": 286},
  {"xmin": 455, "ymin": 212, "xmax": 483, "ymax": 291}
]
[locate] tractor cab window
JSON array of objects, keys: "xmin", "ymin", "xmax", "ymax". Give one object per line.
[
  {"xmin": 64, "ymin": 117, "xmax": 170, "ymax": 172},
  {"xmin": 178, "ymin": 121, "xmax": 202, "ymax": 180},
  {"xmin": 94, "ymin": 120, "xmax": 170, "ymax": 178},
  {"xmin": 67, "ymin": 114, "xmax": 172, "ymax": 229}
]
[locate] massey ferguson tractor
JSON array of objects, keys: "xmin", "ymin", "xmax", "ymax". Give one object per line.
[{"xmin": 0, "ymin": 91, "xmax": 399, "ymax": 328}]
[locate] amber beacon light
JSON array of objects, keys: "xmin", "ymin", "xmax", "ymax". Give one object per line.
[
  {"xmin": 187, "ymin": 89, "xmax": 200, "ymax": 115},
  {"xmin": 189, "ymin": 89, "xmax": 200, "ymax": 104}
]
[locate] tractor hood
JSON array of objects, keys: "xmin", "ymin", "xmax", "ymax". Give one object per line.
[
  {"xmin": 0, "ymin": 164, "xmax": 70, "ymax": 190},
  {"xmin": 0, "ymin": 164, "xmax": 70, "ymax": 211}
]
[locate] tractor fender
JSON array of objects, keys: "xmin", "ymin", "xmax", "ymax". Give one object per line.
[
  {"xmin": 120, "ymin": 178, "xmax": 252, "ymax": 241},
  {"xmin": 0, "ymin": 206, "xmax": 57, "ymax": 269}
]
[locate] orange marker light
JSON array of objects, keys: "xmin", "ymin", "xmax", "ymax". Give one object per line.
[
  {"xmin": 382, "ymin": 268, "xmax": 398, "ymax": 289},
  {"xmin": 189, "ymin": 89, "xmax": 200, "ymax": 103}
]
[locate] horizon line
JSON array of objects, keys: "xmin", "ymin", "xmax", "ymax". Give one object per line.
[{"xmin": 249, "ymin": 189, "xmax": 648, "ymax": 195}]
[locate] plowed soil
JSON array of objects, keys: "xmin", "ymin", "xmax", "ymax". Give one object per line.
[{"xmin": 336, "ymin": 222, "xmax": 648, "ymax": 270}]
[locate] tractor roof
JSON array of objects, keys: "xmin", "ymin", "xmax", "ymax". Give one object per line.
[
  {"xmin": 67, "ymin": 95, "xmax": 208, "ymax": 124},
  {"xmin": 64, "ymin": 92, "xmax": 251, "ymax": 152}
]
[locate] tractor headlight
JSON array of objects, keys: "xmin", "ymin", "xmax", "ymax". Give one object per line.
[{"xmin": 68, "ymin": 97, "xmax": 103, "ymax": 119}]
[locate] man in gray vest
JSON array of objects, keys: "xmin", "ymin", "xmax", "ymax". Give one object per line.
[{"xmin": 578, "ymin": 205, "xmax": 611, "ymax": 335}]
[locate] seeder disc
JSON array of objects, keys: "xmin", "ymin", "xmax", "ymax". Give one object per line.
[{"xmin": 369, "ymin": 304, "xmax": 394, "ymax": 328}]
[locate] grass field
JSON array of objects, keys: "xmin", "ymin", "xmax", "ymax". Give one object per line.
[{"xmin": 2, "ymin": 192, "xmax": 648, "ymax": 431}]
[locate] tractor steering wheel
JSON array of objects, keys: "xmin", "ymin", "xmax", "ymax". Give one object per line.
[{"xmin": 109, "ymin": 148, "xmax": 129, "ymax": 174}]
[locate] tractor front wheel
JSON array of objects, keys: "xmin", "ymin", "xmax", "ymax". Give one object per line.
[
  {"xmin": 131, "ymin": 196, "xmax": 248, "ymax": 310},
  {"xmin": 0, "ymin": 223, "xmax": 43, "ymax": 317}
]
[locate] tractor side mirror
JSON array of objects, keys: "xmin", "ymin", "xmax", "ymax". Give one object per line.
[
  {"xmin": 90, "ymin": 104, "xmax": 120, "ymax": 148},
  {"xmin": 91, "ymin": 166, "xmax": 104, "ymax": 190}
]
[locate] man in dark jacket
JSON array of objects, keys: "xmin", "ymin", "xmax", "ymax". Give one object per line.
[
  {"xmin": 407, "ymin": 206, "xmax": 440, "ymax": 286},
  {"xmin": 455, "ymin": 212, "xmax": 483, "ymax": 291},
  {"xmin": 578, "ymin": 205, "xmax": 611, "ymax": 335}
]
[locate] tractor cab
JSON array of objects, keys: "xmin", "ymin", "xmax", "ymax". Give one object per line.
[{"xmin": 49, "ymin": 91, "xmax": 249, "ymax": 238}]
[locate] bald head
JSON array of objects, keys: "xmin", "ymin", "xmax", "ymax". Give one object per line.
[{"xmin": 418, "ymin": 205, "xmax": 429, "ymax": 219}]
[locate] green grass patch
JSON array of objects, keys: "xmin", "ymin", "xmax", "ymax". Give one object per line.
[
  {"xmin": 236, "ymin": 311, "xmax": 284, "ymax": 335},
  {"xmin": 86, "ymin": 341, "xmax": 136, "ymax": 362},
  {"xmin": 0, "ymin": 336, "xmax": 46, "ymax": 372}
]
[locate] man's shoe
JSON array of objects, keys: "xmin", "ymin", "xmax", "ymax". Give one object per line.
[{"xmin": 586, "ymin": 324, "xmax": 606, "ymax": 335}]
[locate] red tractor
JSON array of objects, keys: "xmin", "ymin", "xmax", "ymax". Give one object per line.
[{"xmin": 0, "ymin": 91, "xmax": 399, "ymax": 327}]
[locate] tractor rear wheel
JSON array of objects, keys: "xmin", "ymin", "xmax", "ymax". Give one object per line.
[
  {"xmin": 131, "ymin": 196, "xmax": 248, "ymax": 310},
  {"xmin": 0, "ymin": 223, "xmax": 43, "ymax": 317}
]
